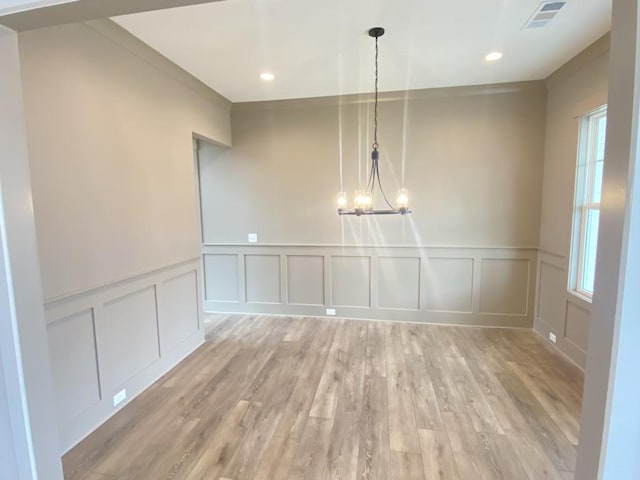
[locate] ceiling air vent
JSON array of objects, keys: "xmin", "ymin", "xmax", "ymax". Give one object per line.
[{"xmin": 524, "ymin": 1, "xmax": 567, "ymax": 29}]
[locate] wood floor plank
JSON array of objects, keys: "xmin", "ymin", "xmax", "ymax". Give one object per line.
[
  {"xmin": 272, "ymin": 377, "xmax": 315, "ymax": 440},
  {"xmin": 309, "ymin": 320, "xmax": 350, "ymax": 419},
  {"xmin": 447, "ymin": 429, "xmax": 496, "ymax": 479},
  {"xmin": 390, "ymin": 451, "xmax": 426, "ymax": 480},
  {"xmin": 441, "ymin": 411, "xmax": 475, "ymax": 433},
  {"xmin": 508, "ymin": 361, "xmax": 580, "ymax": 445},
  {"xmin": 523, "ymin": 360, "xmax": 583, "ymax": 412},
  {"xmin": 457, "ymin": 329, "xmax": 509, "ymax": 397},
  {"xmin": 498, "ymin": 370, "xmax": 577, "ymax": 472},
  {"xmin": 445, "ymin": 355, "xmax": 504, "ymax": 434},
  {"xmin": 406, "ymin": 354, "xmax": 444, "ymax": 431},
  {"xmin": 88, "ymin": 374, "xmax": 213, "ymax": 477},
  {"xmin": 385, "ymin": 324, "xmax": 421, "ymax": 453},
  {"xmin": 365, "ymin": 324, "xmax": 387, "ymax": 378},
  {"xmin": 486, "ymin": 393, "xmax": 567, "ymax": 480},
  {"xmin": 62, "ymin": 315, "xmax": 583, "ymax": 480},
  {"xmin": 356, "ymin": 375, "xmax": 390, "ymax": 480},
  {"xmin": 296, "ymin": 318, "xmax": 340, "ymax": 383},
  {"xmin": 508, "ymin": 431, "xmax": 566, "ymax": 480},
  {"xmin": 252, "ymin": 432, "xmax": 298, "ymax": 480},
  {"xmin": 477, "ymin": 432, "xmax": 530, "ymax": 480},
  {"xmin": 422, "ymin": 348, "xmax": 467, "ymax": 414},
  {"xmin": 172, "ymin": 399, "xmax": 254, "ymax": 479},
  {"xmin": 282, "ymin": 316, "xmax": 307, "ymax": 342},
  {"xmin": 288, "ymin": 417, "xmax": 334, "ymax": 479},
  {"xmin": 418, "ymin": 429, "xmax": 459, "ymax": 479},
  {"xmin": 327, "ymin": 322, "xmax": 367, "ymax": 479},
  {"xmin": 400, "ymin": 325, "xmax": 424, "ymax": 356}
]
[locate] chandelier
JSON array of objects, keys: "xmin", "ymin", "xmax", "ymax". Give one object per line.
[{"xmin": 337, "ymin": 27, "xmax": 411, "ymax": 216}]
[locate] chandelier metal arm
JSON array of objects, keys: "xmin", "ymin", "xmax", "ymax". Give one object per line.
[{"xmin": 338, "ymin": 208, "xmax": 411, "ymax": 216}]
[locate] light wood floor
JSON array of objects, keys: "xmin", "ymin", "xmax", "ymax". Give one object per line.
[{"xmin": 63, "ymin": 314, "xmax": 583, "ymax": 480}]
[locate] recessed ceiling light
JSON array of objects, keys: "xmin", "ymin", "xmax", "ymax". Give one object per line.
[
  {"xmin": 485, "ymin": 51, "xmax": 503, "ymax": 62},
  {"xmin": 260, "ymin": 72, "xmax": 275, "ymax": 81}
]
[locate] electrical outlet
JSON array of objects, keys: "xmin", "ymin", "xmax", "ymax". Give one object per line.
[
  {"xmin": 248, "ymin": 233, "xmax": 258, "ymax": 243},
  {"xmin": 326, "ymin": 308, "xmax": 336, "ymax": 316},
  {"xmin": 549, "ymin": 332, "xmax": 557, "ymax": 344},
  {"xmin": 113, "ymin": 389, "xmax": 127, "ymax": 407}
]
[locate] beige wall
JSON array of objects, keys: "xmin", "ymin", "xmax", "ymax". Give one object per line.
[
  {"xmin": 535, "ymin": 35, "xmax": 610, "ymax": 368},
  {"xmin": 204, "ymin": 83, "xmax": 546, "ymax": 247},
  {"xmin": 200, "ymin": 83, "xmax": 546, "ymax": 327},
  {"xmin": 19, "ymin": 20, "xmax": 231, "ymax": 300},
  {"xmin": 17, "ymin": 20, "xmax": 231, "ymax": 452}
]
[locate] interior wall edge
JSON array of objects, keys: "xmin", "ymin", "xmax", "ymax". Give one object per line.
[
  {"xmin": 533, "ymin": 250, "xmax": 590, "ymax": 368},
  {"xmin": 83, "ymin": 18, "xmax": 232, "ymax": 111},
  {"xmin": 546, "ymin": 32, "xmax": 610, "ymax": 88},
  {"xmin": 533, "ymin": 317, "xmax": 586, "ymax": 369}
]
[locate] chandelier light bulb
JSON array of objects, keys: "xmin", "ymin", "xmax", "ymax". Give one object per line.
[
  {"xmin": 396, "ymin": 188, "xmax": 409, "ymax": 209},
  {"xmin": 354, "ymin": 190, "xmax": 372, "ymax": 210},
  {"xmin": 337, "ymin": 192, "xmax": 347, "ymax": 209}
]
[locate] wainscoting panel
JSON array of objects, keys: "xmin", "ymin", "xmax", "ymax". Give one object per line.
[
  {"xmin": 203, "ymin": 253, "xmax": 239, "ymax": 302},
  {"xmin": 377, "ymin": 256, "xmax": 420, "ymax": 310},
  {"xmin": 45, "ymin": 258, "xmax": 204, "ymax": 453},
  {"xmin": 534, "ymin": 250, "xmax": 591, "ymax": 368},
  {"xmin": 331, "ymin": 256, "xmax": 371, "ymax": 308},
  {"xmin": 245, "ymin": 254, "xmax": 281, "ymax": 303},
  {"xmin": 480, "ymin": 258, "xmax": 530, "ymax": 315},
  {"xmin": 565, "ymin": 301, "xmax": 590, "ymax": 352},
  {"xmin": 286, "ymin": 255, "xmax": 324, "ymax": 306},
  {"xmin": 202, "ymin": 245, "xmax": 537, "ymax": 328},
  {"xmin": 424, "ymin": 257, "xmax": 473, "ymax": 313},
  {"xmin": 157, "ymin": 270, "xmax": 199, "ymax": 355},
  {"xmin": 537, "ymin": 261, "xmax": 566, "ymax": 332},
  {"xmin": 100, "ymin": 287, "xmax": 160, "ymax": 392},
  {"xmin": 47, "ymin": 309, "xmax": 100, "ymax": 424}
]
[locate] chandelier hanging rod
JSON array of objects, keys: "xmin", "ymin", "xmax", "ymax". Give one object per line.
[{"xmin": 337, "ymin": 27, "xmax": 411, "ymax": 217}]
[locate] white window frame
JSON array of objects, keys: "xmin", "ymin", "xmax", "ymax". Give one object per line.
[{"xmin": 569, "ymin": 105, "xmax": 607, "ymax": 301}]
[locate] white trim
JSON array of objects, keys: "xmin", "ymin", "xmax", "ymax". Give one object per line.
[
  {"xmin": 570, "ymin": 105, "xmax": 607, "ymax": 300},
  {"xmin": 0, "ymin": 28, "xmax": 63, "ymax": 478}
]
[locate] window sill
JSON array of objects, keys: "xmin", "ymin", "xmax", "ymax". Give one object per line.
[{"xmin": 569, "ymin": 289, "xmax": 593, "ymax": 306}]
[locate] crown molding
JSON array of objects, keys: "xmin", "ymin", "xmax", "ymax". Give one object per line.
[{"xmin": 232, "ymin": 80, "xmax": 546, "ymax": 113}]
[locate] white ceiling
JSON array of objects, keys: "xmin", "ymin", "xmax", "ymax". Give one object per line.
[
  {"xmin": 113, "ymin": 0, "xmax": 611, "ymax": 103},
  {"xmin": 0, "ymin": 0, "xmax": 77, "ymax": 15}
]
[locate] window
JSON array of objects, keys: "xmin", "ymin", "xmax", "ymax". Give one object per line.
[{"xmin": 570, "ymin": 105, "xmax": 607, "ymax": 299}]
